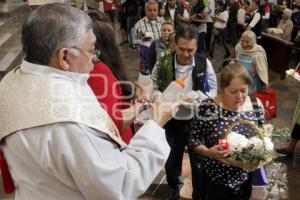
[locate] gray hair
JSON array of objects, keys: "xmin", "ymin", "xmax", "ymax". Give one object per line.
[
  {"xmin": 241, "ymin": 31, "xmax": 257, "ymax": 45},
  {"xmin": 145, "ymin": 0, "xmax": 158, "ymax": 12},
  {"xmin": 22, "ymin": 3, "xmax": 93, "ymax": 65},
  {"xmin": 283, "ymin": 8, "xmax": 292, "ymax": 19}
]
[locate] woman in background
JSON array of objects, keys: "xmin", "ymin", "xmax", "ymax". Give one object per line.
[
  {"xmin": 209, "ymin": 0, "xmax": 230, "ymax": 59},
  {"xmin": 268, "ymin": 8, "xmax": 293, "ymax": 41},
  {"xmin": 88, "ymin": 11, "xmax": 147, "ymax": 144},
  {"xmin": 235, "ymin": 31, "xmax": 268, "ymax": 95},
  {"xmin": 189, "ymin": 0, "xmax": 209, "ymax": 53}
]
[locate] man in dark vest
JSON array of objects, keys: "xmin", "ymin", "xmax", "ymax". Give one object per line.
[
  {"xmin": 151, "ymin": 25, "xmax": 217, "ymax": 200},
  {"xmin": 164, "ymin": 0, "xmax": 189, "ymax": 30},
  {"xmin": 246, "ymin": 0, "xmax": 262, "ymax": 43}
]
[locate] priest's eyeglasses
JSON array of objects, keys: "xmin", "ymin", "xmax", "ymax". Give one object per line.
[{"xmin": 70, "ymin": 47, "xmax": 101, "ymax": 60}]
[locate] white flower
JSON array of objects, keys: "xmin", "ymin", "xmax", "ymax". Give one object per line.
[
  {"xmin": 227, "ymin": 131, "xmax": 249, "ymax": 152},
  {"xmin": 248, "ymin": 137, "xmax": 264, "ymax": 150},
  {"xmin": 263, "ymin": 138, "xmax": 274, "ymax": 152},
  {"xmin": 286, "ymin": 69, "xmax": 295, "ymax": 75},
  {"xmin": 261, "ymin": 124, "xmax": 274, "ymax": 137}
]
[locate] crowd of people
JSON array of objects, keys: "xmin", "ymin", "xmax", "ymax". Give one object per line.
[
  {"xmin": 0, "ymin": 3, "xmax": 173, "ymax": 200},
  {"xmin": 115, "ymin": 0, "xmax": 300, "ymax": 67},
  {"xmin": 0, "ymin": 0, "xmax": 299, "ymax": 200}
]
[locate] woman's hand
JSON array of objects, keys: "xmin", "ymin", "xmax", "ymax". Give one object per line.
[
  {"xmin": 133, "ymin": 81, "xmax": 153, "ymax": 114},
  {"xmin": 206, "ymin": 145, "xmax": 234, "ymax": 166},
  {"xmin": 194, "ymin": 144, "xmax": 232, "ymax": 166},
  {"xmin": 206, "ymin": 145, "xmax": 230, "ymax": 160},
  {"xmin": 194, "ymin": 144, "xmax": 229, "ymax": 161},
  {"xmin": 134, "ymin": 96, "xmax": 151, "ymax": 114}
]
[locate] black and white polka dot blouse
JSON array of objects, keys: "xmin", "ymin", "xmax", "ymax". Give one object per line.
[{"xmin": 188, "ymin": 98, "xmax": 265, "ymax": 189}]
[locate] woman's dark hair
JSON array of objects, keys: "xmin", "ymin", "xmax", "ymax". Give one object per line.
[
  {"xmin": 88, "ymin": 10, "xmax": 112, "ymax": 26},
  {"xmin": 245, "ymin": 0, "xmax": 250, "ymax": 6},
  {"xmin": 191, "ymin": 0, "xmax": 205, "ymax": 15},
  {"xmin": 253, "ymin": 0, "xmax": 261, "ymax": 6},
  {"xmin": 87, "ymin": 10, "xmax": 132, "ymax": 97}
]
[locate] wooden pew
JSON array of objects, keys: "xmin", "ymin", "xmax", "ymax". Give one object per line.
[{"xmin": 261, "ymin": 32, "xmax": 293, "ymax": 79}]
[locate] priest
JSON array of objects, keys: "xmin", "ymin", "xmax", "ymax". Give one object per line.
[{"xmin": 0, "ymin": 3, "xmax": 172, "ymax": 200}]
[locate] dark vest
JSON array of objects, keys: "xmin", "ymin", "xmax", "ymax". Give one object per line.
[
  {"xmin": 171, "ymin": 52, "xmax": 207, "ymax": 92},
  {"xmin": 163, "ymin": 53, "xmax": 208, "ymax": 130},
  {"xmin": 164, "ymin": 4, "xmax": 185, "ymax": 29}
]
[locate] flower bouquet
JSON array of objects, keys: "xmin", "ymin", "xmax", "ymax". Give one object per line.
[{"xmin": 223, "ymin": 120, "xmax": 274, "ymax": 171}]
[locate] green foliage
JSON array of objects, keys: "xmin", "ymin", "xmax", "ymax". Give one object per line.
[
  {"xmin": 230, "ymin": 148, "xmax": 271, "ymax": 164},
  {"xmin": 155, "ymin": 49, "xmax": 174, "ymax": 91},
  {"xmin": 271, "ymin": 126, "xmax": 291, "ymax": 145},
  {"xmin": 271, "ymin": 127, "xmax": 290, "ymax": 139}
]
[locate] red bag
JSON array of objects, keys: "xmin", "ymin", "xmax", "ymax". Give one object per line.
[
  {"xmin": 253, "ymin": 88, "xmax": 277, "ymax": 120},
  {"xmin": 0, "ymin": 149, "xmax": 15, "ymax": 194}
]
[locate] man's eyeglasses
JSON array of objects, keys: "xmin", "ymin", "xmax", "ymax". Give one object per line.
[{"xmin": 70, "ymin": 47, "xmax": 101, "ymax": 60}]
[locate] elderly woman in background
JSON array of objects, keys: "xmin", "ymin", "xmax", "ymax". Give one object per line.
[
  {"xmin": 268, "ymin": 8, "xmax": 293, "ymax": 41},
  {"xmin": 235, "ymin": 31, "xmax": 268, "ymax": 95},
  {"xmin": 188, "ymin": 62, "xmax": 265, "ymax": 199},
  {"xmin": 276, "ymin": 8, "xmax": 293, "ymax": 41}
]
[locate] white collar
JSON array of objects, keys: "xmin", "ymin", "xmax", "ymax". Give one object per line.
[
  {"xmin": 145, "ymin": 17, "xmax": 161, "ymax": 23},
  {"xmin": 168, "ymin": 5, "xmax": 177, "ymax": 10},
  {"xmin": 20, "ymin": 60, "xmax": 89, "ymax": 84},
  {"xmin": 174, "ymin": 55, "xmax": 195, "ymax": 71}
]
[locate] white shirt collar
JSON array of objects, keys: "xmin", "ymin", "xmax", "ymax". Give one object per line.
[
  {"xmin": 20, "ymin": 60, "xmax": 89, "ymax": 83},
  {"xmin": 174, "ymin": 55, "xmax": 195, "ymax": 72},
  {"xmin": 145, "ymin": 16, "xmax": 163, "ymax": 24},
  {"xmin": 168, "ymin": 5, "xmax": 177, "ymax": 10}
]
